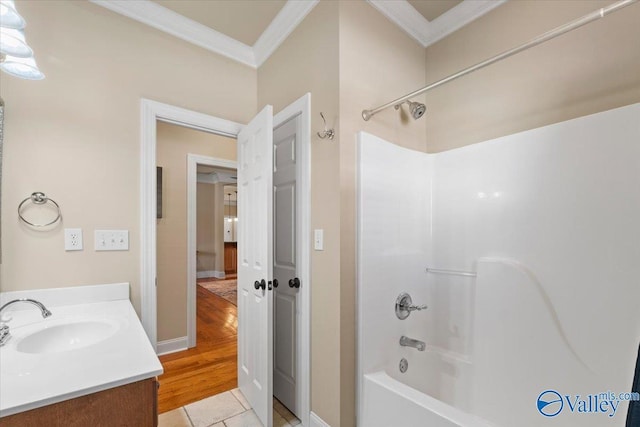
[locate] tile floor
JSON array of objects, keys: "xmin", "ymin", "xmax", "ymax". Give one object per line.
[{"xmin": 159, "ymin": 388, "xmax": 301, "ymax": 427}]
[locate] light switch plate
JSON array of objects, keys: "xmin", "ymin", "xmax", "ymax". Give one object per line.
[
  {"xmin": 314, "ymin": 229, "xmax": 324, "ymax": 251},
  {"xmin": 95, "ymin": 230, "xmax": 129, "ymax": 251}
]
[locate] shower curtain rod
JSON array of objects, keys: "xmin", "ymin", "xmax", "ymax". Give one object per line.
[{"xmin": 361, "ymin": 0, "xmax": 638, "ymax": 121}]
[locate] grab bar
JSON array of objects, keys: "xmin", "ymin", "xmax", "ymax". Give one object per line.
[{"xmin": 425, "ymin": 267, "xmax": 477, "ymax": 277}]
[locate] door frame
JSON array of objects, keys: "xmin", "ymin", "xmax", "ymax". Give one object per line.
[
  {"xmin": 140, "ymin": 95, "xmax": 311, "ymax": 426},
  {"xmin": 186, "ymin": 154, "xmax": 237, "ymax": 348},
  {"xmin": 140, "ymin": 99, "xmax": 242, "ymax": 349}
]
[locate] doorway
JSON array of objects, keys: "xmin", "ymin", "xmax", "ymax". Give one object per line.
[
  {"xmin": 155, "ymin": 122, "xmax": 237, "ymax": 352},
  {"xmin": 155, "ymin": 123, "xmax": 239, "ymax": 412},
  {"xmin": 222, "ymin": 184, "xmax": 238, "ymax": 278},
  {"xmin": 140, "ymin": 96, "xmax": 311, "ymax": 427},
  {"xmin": 186, "ymin": 157, "xmax": 238, "ymax": 348}
]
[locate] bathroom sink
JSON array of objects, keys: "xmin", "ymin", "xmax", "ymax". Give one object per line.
[{"xmin": 16, "ymin": 320, "xmax": 119, "ymax": 354}]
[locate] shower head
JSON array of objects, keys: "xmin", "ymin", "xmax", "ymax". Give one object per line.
[
  {"xmin": 394, "ymin": 100, "xmax": 426, "ymax": 120},
  {"xmin": 409, "ymin": 101, "xmax": 426, "ymax": 119}
]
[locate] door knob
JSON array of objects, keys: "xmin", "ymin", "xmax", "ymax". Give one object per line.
[
  {"xmin": 273, "ymin": 279, "xmax": 279, "ymax": 288},
  {"xmin": 254, "ymin": 279, "xmax": 266, "ymax": 290},
  {"xmin": 288, "ymin": 277, "xmax": 301, "ymax": 288}
]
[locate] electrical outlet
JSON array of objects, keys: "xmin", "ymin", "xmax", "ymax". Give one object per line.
[{"xmin": 64, "ymin": 228, "xmax": 83, "ymax": 251}]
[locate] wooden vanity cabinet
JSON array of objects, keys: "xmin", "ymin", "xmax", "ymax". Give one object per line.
[{"xmin": 1, "ymin": 378, "xmax": 158, "ymax": 427}]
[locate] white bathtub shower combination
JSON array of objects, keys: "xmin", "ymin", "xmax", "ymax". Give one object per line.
[{"xmin": 357, "ymin": 104, "xmax": 640, "ymax": 427}]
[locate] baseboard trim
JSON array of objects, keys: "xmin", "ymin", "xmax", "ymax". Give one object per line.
[
  {"xmin": 196, "ymin": 270, "xmax": 226, "ymax": 279},
  {"xmin": 157, "ymin": 336, "xmax": 188, "ymax": 356},
  {"xmin": 309, "ymin": 412, "xmax": 331, "ymax": 427}
]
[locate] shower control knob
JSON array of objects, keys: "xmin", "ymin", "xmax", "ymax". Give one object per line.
[
  {"xmin": 288, "ymin": 277, "xmax": 301, "ymax": 288},
  {"xmin": 395, "ymin": 292, "xmax": 427, "ymax": 319}
]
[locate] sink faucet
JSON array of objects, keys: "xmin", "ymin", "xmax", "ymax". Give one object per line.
[
  {"xmin": 0, "ymin": 299, "xmax": 52, "ymax": 347},
  {"xmin": 400, "ymin": 335, "xmax": 426, "ymax": 351}
]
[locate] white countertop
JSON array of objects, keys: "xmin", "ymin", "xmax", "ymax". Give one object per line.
[{"xmin": 0, "ymin": 283, "xmax": 163, "ymax": 417}]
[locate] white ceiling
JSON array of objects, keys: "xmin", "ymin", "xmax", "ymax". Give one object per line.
[{"xmin": 90, "ymin": 0, "xmax": 507, "ymax": 68}]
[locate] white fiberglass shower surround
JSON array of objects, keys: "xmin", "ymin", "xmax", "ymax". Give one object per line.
[{"xmin": 356, "ymin": 103, "xmax": 640, "ymax": 427}]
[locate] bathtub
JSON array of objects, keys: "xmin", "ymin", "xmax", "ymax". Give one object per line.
[
  {"xmin": 360, "ymin": 338, "xmax": 489, "ymax": 427},
  {"xmin": 387, "ymin": 345, "xmax": 473, "ymax": 413},
  {"xmin": 357, "ymin": 109, "xmax": 640, "ymax": 427},
  {"xmin": 361, "ymin": 371, "xmax": 493, "ymax": 427}
]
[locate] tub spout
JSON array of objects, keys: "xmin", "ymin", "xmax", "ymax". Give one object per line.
[{"xmin": 400, "ymin": 335, "xmax": 426, "ymax": 351}]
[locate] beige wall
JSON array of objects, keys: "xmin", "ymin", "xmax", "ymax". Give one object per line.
[
  {"xmin": 0, "ymin": 1, "xmax": 256, "ymax": 317},
  {"xmin": 213, "ymin": 184, "xmax": 226, "ymax": 272},
  {"xmin": 196, "ymin": 183, "xmax": 215, "ymax": 273},
  {"xmin": 156, "ymin": 122, "xmax": 236, "ymax": 341},
  {"xmin": 424, "ymin": 0, "xmax": 640, "ymax": 152},
  {"xmin": 259, "ymin": 2, "xmax": 427, "ymax": 425},
  {"xmin": 201, "ymin": 183, "xmax": 235, "ymax": 275},
  {"xmin": 258, "ymin": 1, "xmax": 341, "ymax": 424},
  {"xmin": 204, "ymin": 184, "xmax": 238, "ymax": 274},
  {"xmin": 196, "ymin": 182, "xmax": 222, "ymax": 274},
  {"xmin": 337, "ymin": 3, "xmax": 428, "ymax": 425}
]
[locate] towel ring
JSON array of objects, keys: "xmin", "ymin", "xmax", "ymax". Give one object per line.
[{"xmin": 18, "ymin": 192, "xmax": 62, "ymax": 227}]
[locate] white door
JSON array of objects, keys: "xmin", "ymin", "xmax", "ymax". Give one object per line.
[
  {"xmin": 273, "ymin": 117, "xmax": 300, "ymax": 414},
  {"xmin": 237, "ymin": 105, "xmax": 274, "ymax": 427}
]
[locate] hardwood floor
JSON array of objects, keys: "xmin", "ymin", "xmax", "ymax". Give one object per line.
[{"xmin": 157, "ymin": 284, "xmax": 238, "ymax": 413}]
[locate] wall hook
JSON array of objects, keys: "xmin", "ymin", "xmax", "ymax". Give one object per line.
[{"xmin": 317, "ymin": 112, "xmax": 335, "ymax": 140}]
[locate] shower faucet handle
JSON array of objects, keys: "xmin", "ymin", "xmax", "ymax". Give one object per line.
[{"xmin": 395, "ymin": 292, "xmax": 427, "ymax": 320}]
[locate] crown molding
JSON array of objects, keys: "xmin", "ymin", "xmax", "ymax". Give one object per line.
[
  {"xmin": 425, "ymin": 0, "xmax": 507, "ymax": 46},
  {"xmin": 367, "ymin": 0, "xmax": 431, "ymax": 46},
  {"xmin": 90, "ymin": 0, "xmax": 503, "ymax": 65},
  {"xmin": 254, "ymin": 0, "xmax": 319, "ymax": 67},
  {"xmin": 90, "ymin": 0, "xmax": 319, "ymax": 69},
  {"xmin": 368, "ymin": 0, "xmax": 508, "ymax": 48},
  {"xmin": 90, "ymin": 0, "xmax": 255, "ymax": 66}
]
